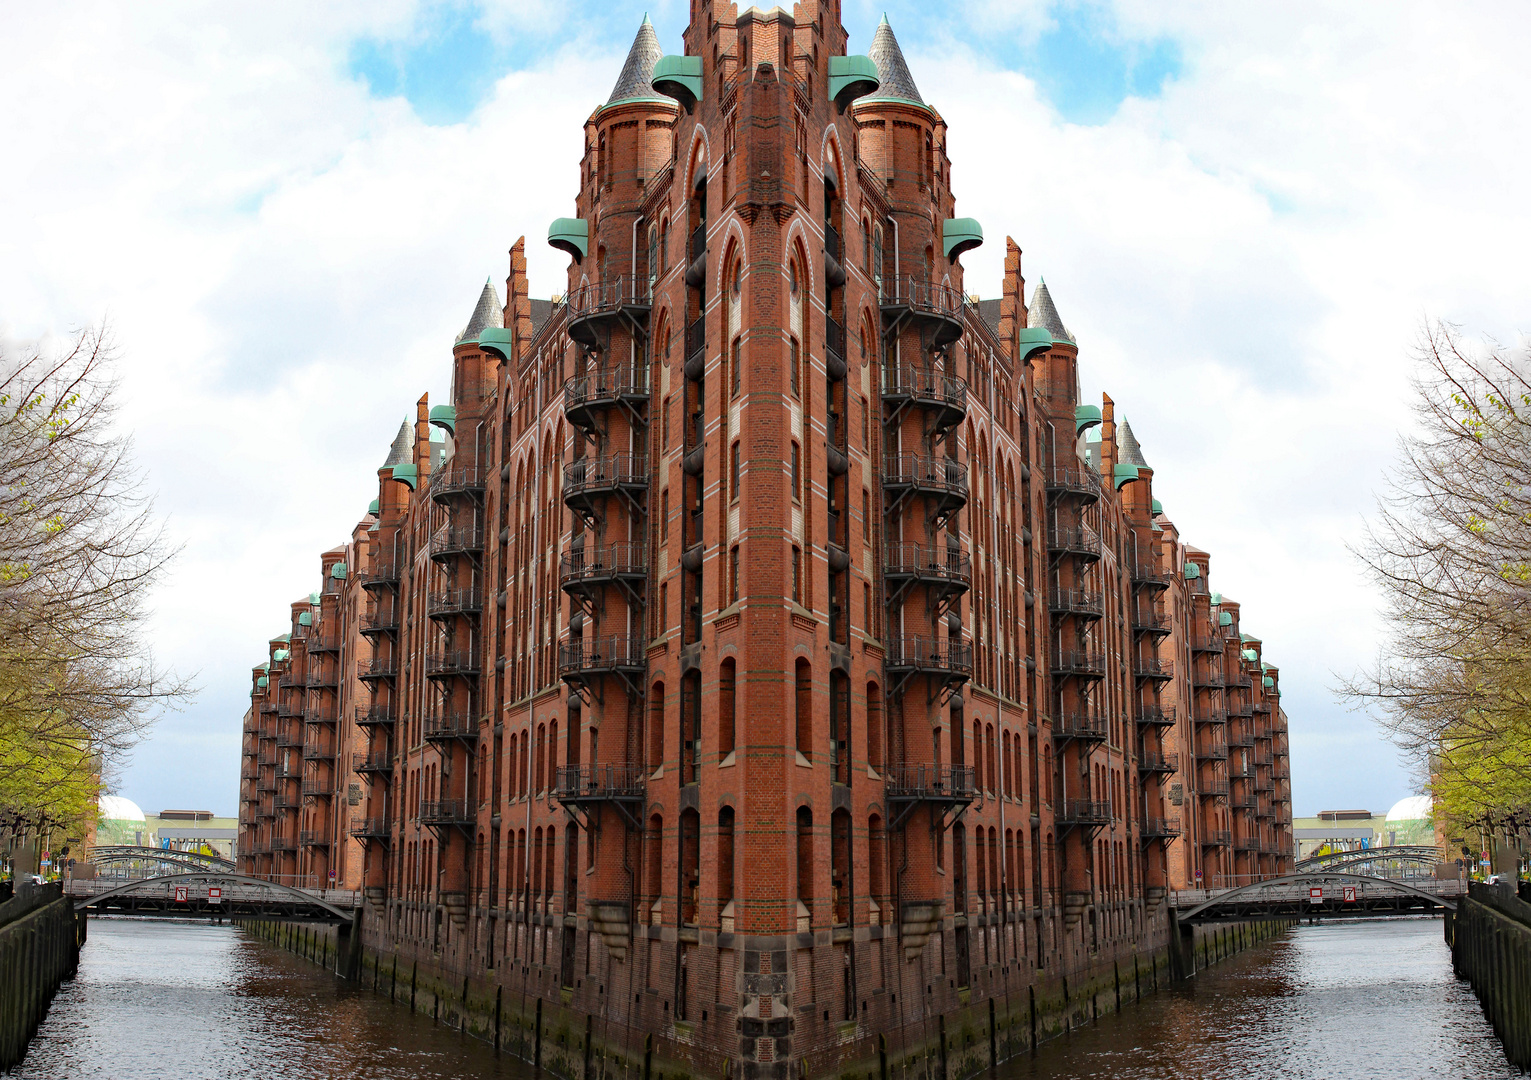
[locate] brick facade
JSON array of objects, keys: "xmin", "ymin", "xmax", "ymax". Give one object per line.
[{"xmin": 238, "ymin": 4, "xmax": 1293, "ymax": 1075}]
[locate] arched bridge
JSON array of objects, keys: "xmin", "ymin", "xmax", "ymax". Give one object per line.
[
  {"xmin": 87, "ymin": 845, "xmax": 238, "ymax": 874},
  {"xmin": 1294, "ymin": 845, "xmax": 1442, "ymax": 873},
  {"xmin": 1178, "ymin": 871, "xmax": 1462, "ymax": 922},
  {"xmin": 68, "ymin": 872, "xmax": 355, "ymax": 920}
]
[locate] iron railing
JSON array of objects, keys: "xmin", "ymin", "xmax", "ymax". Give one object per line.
[
  {"xmin": 554, "ymin": 764, "xmax": 646, "ymax": 801},
  {"xmin": 558, "ymin": 635, "xmax": 647, "ymax": 676},
  {"xmin": 1049, "ymin": 588, "xmax": 1104, "ymax": 617},
  {"xmin": 882, "ymin": 543, "xmax": 971, "ymax": 587},
  {"xmin": 559, "ymin": 543, "xmax": 649, "ymax": 587},
  {"xmin": 431, "ymin": 465, "xmax": 485, "ymax": 499},
  {"xmin": 429, "ymin": 527, "xmax": 484, "ymax": 557},
  {"xmin": 1142, "ymin": 817, "xmax": 1180, "ymax": 838},
  {"xmin": 885, "ymin": 637, "xmax": 974, "ymax": 677},
  {"xmin": 882, "ymin": 364, "xmax": 967, "ymax": 410},
  {"xmin": 879, "ymin": 275, "xmax": 965, "ymax": 322},
  {"xmin": 564, "ymin": 364, "xmax": 649, "ymax": 411},
  {"xmin": 884, "ymin": 764, "xmax": 976, "ymax": 800},
  {"xmin": 883, "ymin": 453, "xmax": 968, "ymax": 500},
  {"xmin": 1057, "ymin": 800, "xmax": 1112, "ymax": 826},
  {"xmin": 1138, "ymin": 752, "xmax": 1179, "ymax": 773},
  {"xmin": 563, "ymin": 453, "xmax": 649, "ymax": 497},
  {"xmin": 427, "ymin": 588, "xmax": 483, "ymax": 617},
  {"xmin": 1052, "ymin": 650, "xmax": 1106, "ymax": 677},
  {"xmin": 423, "ymin": 712, "xmax": 478, "ymax": 740},
  {"xmin": 424, "ymin": 650, "xmax": 481, "ymax": 677},
  {"xmin": 1136, "ymin": 705, "xmax": 1176, "ymax": 727},
  {"xmin": 1047, "ymin": 527, "xmax": 1101, "ymax": 557},
  {"xmin": 1052, "ymin": 713, "xmax": 1108, "ymax": 741},
  {"xmin": 420, "ymin": 800, "xmax": 474, "ymax": 827}
]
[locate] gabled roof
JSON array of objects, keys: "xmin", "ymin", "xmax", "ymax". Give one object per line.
[
  {"xmin": 863, "ymin": 15, "xmax": 926, "ymax": 108},
  {"xmin": 1119, "ymin": 420, "xmax": 1149, "ymax": 468},
  {"xmin": 1028, "ymin": 277, "xmax": 1074, "ymax": 344},
  {"xmin": 457, "ymin": 279, "xmax": 503, "ymax": 344},
  {"xmin": 604, "ymin": 15, "xmax": 665, "ymax": 108},
  {"xmin": 382, "ymin": 420, "xmax": 411, "ymax": 469}
]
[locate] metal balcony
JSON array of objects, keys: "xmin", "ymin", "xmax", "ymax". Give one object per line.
[
  {"xmin": 881, "ymin": 364, "xmax": 967, "ymax": 435},
  {"xmin": 1045, "ymin": 465, "xmax": 1100, "ymax": 504},
  {"xmin": 1056, "ymin": 800, "xmax": 1112, "ymax": 829},
  {"xmin": 299, "ymin": 831, "xmax": 330, "ymax": 848},
  {"xmin": 430, "ymin": 465, "xmax": 485, "ymax": 504},
  {"xmin": 558, "ymin": 635, "xmax": 646, "ymax": 679},
  {"xmin": 360, "ymin": 605, "xmax": 399, "ymax": 636},
  {"xmin": 1199, "ymin": 780, "xmax": 1231, "ymax": 797},
  {"xmin": 565, "ymin": 276, "xmax": 652, "ymax": 346},
  {"xmin": 885, "ymin": 765, "xmax": 976, "ymax": 830},
  {"xmin": 563, "ymin": 453, "xmax": 649, "ymax": 513},
  {"xmin": 424, "ymin": 650, "xmax": 481, "ymax": 680},
  {"xmin": 355, "ymin": 705, "xmax": 396, "ymax": 729},
  {"xmin": 359, "ymin": 564, "xmax": 400, "ymax": 590},
  {"xmin": 882, "ymin": 453, "xmax": 968, "ymax": 515},
  {"xmin": 1191, "ymin": 633, "xmax": 1224, "ymax": 655},
  {"xmin": 301, "ymin": 780, "xmax": 332, "ymax": 798},
  {"xmin": 564, "ymin": 362, "xmax": 650, "ymax": 431},
  {"xmin": 1049, "ymin": 588, "xmax": 1104, "ymax": 620},
  {"xmin": 351, "ymin": 817, "xmax": 392, "ymax": 843},
  {"xmin": 883, "ymin": 543, "xmax": 971, "ymax": 594},
  {"xmin": 1132, "ymin": 608, "xmax": 1172, "ymax": 637},
  {"xmin": 307, "ymin": 634, "xmax": 340, "ymax": 654},
  {"xmin": 1129, "ymin": 562, "xmax": 1170, "ymax": 591},
  {"xmin": 1229, "ymin": 732, "xmax": 1255, "ymax": 748},
  {"xmin": 1200, "ymin": 830, "xmax": 1232, "ymax": 847},
  {"xmin": 1051, "ymin": 649, "xmax": 1106, "ymax": 679},
  {"xmin": 423, "ymin": 711, "xmax": 479, "ymax": 743},
  {"xmin": 302, "ymin": 743, "xmax": 336, "ymax": 763},
  {"xmin": 1195, "ymin": 743, "xmax": 1229, "ymax": 762},
  {"xmin": 420, "ymin": 799, "xmax": 475, "ymax": 830},
  {"xmin": 1192, "ymin": 668, "xmax": 1227, "ymax": 689},
  {"xmin": 1136, "ymin": 705, "xmax": 1176, "ymax": 728},
  {"xmin": 357, "ymin": 658, "xmax": 398, "ymax": 684},
  {"xmin": 885, "ymin": 636, "xmax": 974, "ymax": 681},
  {"xmin": 353, "ymin": 751, "xmax": 393, "ymax": 778},
  {"xmin": 553, "ymin": 764, "xmax": 645, "ymax": 829},
  {"xmin": 1195, "ymin": 709, "xmax": 1228, "ymax": 726},
  {"xmin": 878, "ymin": 275, "xmax": 966, "ymax": 347},
  {"xmin": 1141, "ymin": 817, "xmax": 1180, "ymax": 840},
  {"xmin": 270, "ymin": 836, "xmax": 296, "ymax": 853},
  {"xmin": 1046, "ymin": 526, "xmax": 1101, "ymax": 560},
  {"xmin": 429, "ymin": 527, "xmax": 484, "ymax": 561},
  {"xmin": 427, "ymin": 587, "xmax": 483, "ymax": 619},
  {"xmin": 1138, "ymin": 752, "xmax": 1179, "ymax": 774},
  {"xmin": 1052, "ymin": 713, "xmax": 1108, "ymax": 743},
  {"xmin": 559, "ymin": 543, "xmax": 649, "ymax": 594},
  {"xmin": 1134, "ymin": 658, "xmax": 1174, "ymax": 683}
]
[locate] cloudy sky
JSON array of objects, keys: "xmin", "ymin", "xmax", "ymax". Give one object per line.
[{"xmin": 4, "ymin": 0, "xmax": 1527, "ymax": 819}]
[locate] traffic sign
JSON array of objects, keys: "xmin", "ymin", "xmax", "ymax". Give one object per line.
[
  {"xmin": 1342, "ymin": 886, "xmax": 1357, "ymax": 903},
  {"xmin": 174, "ymin": 886, "xmax": 188, "ymax": 903},
  {"xmin": 1309, "ymin": 887, "xmax": 1323, "ymax": 904},
  {"xmin": 208, "ymin": 887, "xmax": 222, "ymax": 905}
]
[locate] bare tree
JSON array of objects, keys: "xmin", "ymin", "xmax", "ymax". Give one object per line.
[{"xmin": 0, "ymin": 325, "xmax": 192, "ymax": 825}]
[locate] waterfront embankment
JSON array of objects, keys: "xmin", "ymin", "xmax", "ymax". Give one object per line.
[
  {"xmin": 1450, "ymin": 880, "xmax": 1531, "ymax": 1070},
  {"xmin": 0, "ymin": 882, "xmax": 84, "ymax": 1071}
]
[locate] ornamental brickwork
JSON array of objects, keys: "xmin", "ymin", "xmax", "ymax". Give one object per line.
[{"xmin": 238, "ymin": 4, "xmax": 1293, "ymax": 1075}]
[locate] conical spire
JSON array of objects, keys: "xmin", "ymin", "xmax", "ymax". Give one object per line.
[
  {"xmin": 605, "ymin": 15, "xmax": 664, "ymax": 107},
  {"xmin": 457, "ymin": 278, "xmax": 504, "ymax": 344},
  {"xmin": 1028, "ymin": 277, "xmax": 1074, "ymax": 344},
  {"xmin": 1119, "ymin": 420, "xmax": 1149, "ymax": 468},
  {"xmin": 382, "ymin": 420, "xmax": 411, "ymax": 469},
  {"xmin": 863, "ymin": 15, "xmax": 926, "ymax": 107}
]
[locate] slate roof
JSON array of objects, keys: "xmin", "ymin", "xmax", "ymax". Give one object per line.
[
  {"xmin": 382, "ymin": 420, "xmax": 411, "ymax": 469},
  {"xmin": 605, "ymin": 15, "xmax": 664, "ymax": 107},
  {"xmin": 457, "ymin": 279, "xmax": 504, "ymax": 344},
  {"xmin": 1028, "ymin": 278, "xmax": 1074, "ymax": 344},
  {"xmin": 1119, "ymin": 421, "xmax": 1150, "ymax": 468},
  {"xmin": 863, "ymin": 15, "xmax": 926, "ymax": 107}
]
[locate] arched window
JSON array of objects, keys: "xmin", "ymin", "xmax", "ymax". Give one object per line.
[
  {"xmin": 680, "ymin": 808, "xmax": 701, "ymax": 925},
  {"xmin": 719, "ymin": 659, "xmax": 736, "ymax": 757},
  {"xmin": 648, "ymin": 681, "xmax": 665, "ymax": 773},
  {"xmin": 796, "ymin": 806, "xmax": 814, "ymax": 909},
  {"xmin": 646, "ymin": 814, "xmax": 663, "ymax": 906},
  {"xmin": 866, "ymin": 681, "xmax": 883, "ymax": 771},
  {"xmin": 547, "ymin": 719, "xmax": 558, "ymax": 793},
  {"xmin": 718, "ymin": 807, "xmax": 736, "ymax": 916},
  {"xmin": 795, "ymin": 659, "xmax": 812, "ymax": 760},
  {"xmin": 869, "ymin": 813, "xmax": 885, "ymax": 907},
  {"xmin": 831, "ymin": 808, "xmax": 852, "ymax": 925}
]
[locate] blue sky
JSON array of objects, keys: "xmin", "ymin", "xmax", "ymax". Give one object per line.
[{"xmin": 7, "ymin": 1, "xmax": 1531, "ymax": 823}]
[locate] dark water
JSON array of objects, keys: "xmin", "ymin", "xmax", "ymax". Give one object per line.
[
  {"xmin": 16, "ymin": 917, "xmax": 1515, "ymax": 1079},
  {"xmin": 1003, "ymin": 917, "xmax": 1516, "ymax": 1080},
  {"xmin": 15, "ymin": 917, "xmax": 536, "ymax": 1079}
]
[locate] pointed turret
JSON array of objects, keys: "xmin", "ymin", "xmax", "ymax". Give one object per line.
[
  {"xmin": 604, "ymin": 14, "xmax": 664, "ymax": 108},
  {"xmin": 1028, "ymin": 277, "xmax": 1074, "ymax": 345},
  {"xmin": 457, "ymin": 278, "xmax": 504, "ymax": 344},
  {"xmin": 382, "ymin": 420, "xmax": 411, "ymax": 469},
  {"xmin": 1119, "ymin": 421, "xmax": 1149, "ymax": 468},
  {"xmin": 863, "ymin": 15, "xmax": 925, "ymax": 107}
]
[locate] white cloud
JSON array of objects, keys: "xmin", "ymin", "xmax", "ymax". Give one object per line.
[{"xmin": 3, "ymin": 1, "xmax": 1528, "ymax": 816}]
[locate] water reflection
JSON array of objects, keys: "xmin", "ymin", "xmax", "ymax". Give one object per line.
[
  {"xmin": 16, "ymin": 918, "xmax": 537, "ymax": 1080},
  {"xmin": 1003, "ymin": 917, "xmax": 1515, "ymax": 1080}
]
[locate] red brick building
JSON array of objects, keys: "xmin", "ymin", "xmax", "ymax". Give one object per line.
[{"xmin": 239, "ymin": 5, "xmax": 1292, "ymax": 1075}]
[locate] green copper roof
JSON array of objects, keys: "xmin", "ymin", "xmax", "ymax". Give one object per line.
[
  {"xmin": 828, "ymin": 55, "xmax": 879, "ymax": 109},
  {"xmin": 548, "ymin": 217, "xmax": 589, "ymax": 261},
  {"xmin": 1151, "ymin": 499, "xmax": 1163, "ymax": 515},
  {"xmin": 1184, "ymin": 563, "xmax": 1201, "ymax": 580},
  {"xmin": 1211, "ymin": 592, "xmax": 1223, "ymax": 604},
  {"xmin": 256, "ymin": 676, "xmax": 268, "ymax": 689},
  {"xmin": 478, "ymin": 326, "xmax": 514, "ymax": 362},
  {"xmin": 259, "ymin": 661, "xmax": 271, "ymax": 672},
  {"xmin": 1219, "ymin": 611, "xmax": 1233, "ymax": 626},
  {"xmin": 298, "ymin": 611, "xmax": 312, "ymax": 627},
  {"xmin": 429, "ymin": 404, "xmax": 456, "ymax": 435},
  {"xmin": 1075, "ymin": 404, "xmax": 1102, "ymax": 434},
  {"xmin": 273, "ymin": 648, "xmax": 289, "ymax": 662},
  {"xmin": 368, "ymin": 498, "xmax": 379, "ymax": 516},
  {"xmin": 1242, "ymin": 649, "xmax": 1258, "ymax": 662},
  {"xmin": 390, "ymin": 463, "xmax": 418, "ymax": 490},
  {"xmin": 942, "ymin": 218, "xmax": 983, "ymax": 260},
  {"xmin": 651, "ymin": 54, "xmax": 702, "ymax": 109},
  {"xmin": 1263, "ymin": 675, "xmax": 1275, "ymax": 689},
  {"xmin": 275, "ymin": 633, "xmax": 291, "ymax": 643},
  {"xmin": 1017, "ymin": 326, "xmax": 1053, "ymax": 361},
  {"xmin": 1113, "ymin": 462, "xmax": 1140, "ymax": 489},
  {"xmin": 330, "ymin": 562, "xmax": 347, "ymax": 580}
]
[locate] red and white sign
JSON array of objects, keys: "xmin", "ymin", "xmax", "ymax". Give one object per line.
[
  {"xmin": 208, "ymin": 887, "xmax": 222, "ymax": 904},
  {"xmin": 174, "ymin": 886, "xmax": 189, "ymax": 903},
  {"xmin": 1309, "ymin": 887, "xmax": 1324, "ymax": 904},
  {"xmin": 1342, "ymin": 886, "xmax": 1357, "ymax": 903}
]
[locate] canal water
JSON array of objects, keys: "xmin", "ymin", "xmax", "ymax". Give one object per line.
[{"xmin": 13, "ymin": 916, "xmax": 1515, "ymax": 1079}]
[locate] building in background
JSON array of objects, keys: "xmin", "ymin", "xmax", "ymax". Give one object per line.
[{"xmin": 238, "ymin": 4, "xmax": 1293, "ymax": 1074}]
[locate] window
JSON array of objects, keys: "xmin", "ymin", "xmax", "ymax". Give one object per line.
[
  {"xmin": 731, "ymin": 442, "xmax": 741, "ymax": 501},
  {"xmin": 790, "ymin": 337, "xmax": 800, "ymax": 397},
  {"xmin": 719, "ymin": 659, "xmax": 736, "ymax": 756},
  {"xmin": 660, "ymin": 583, "xmax": 668, "ymax": 632},
  {"xmin": 796, "ymin": 806, "xmax": 814, "ymax": 908},
  {"xmin": 731, "ymin": 337, "xmax": 742, "ymax": 397},
  {"xmin": 863, "ymin": 583, "xmax": 871, "ymax": 633},
  {"xmin": 792, "ymin": 546, "xmax": 802, "ymax": 604},
  {"xmin": 718, "ymin": 807, "xmax": 736, "ymax": 914},
  {"xmin": 860, "ymin": 395, "xmax": 869, "ymax": 448},
  {"xmin": 663, "ymin": 396, "xmax": 672, "ymax": 448},
  {"xmin": 733, "ymin": 260, "xmax": 742, "ymax": 295},
  {"xmin": 661, "ymin": 488, "xmax": 669, "ymax": 543},
  {"xmin": 790, "ymin": 442, "xmax": 801, "ymax": 501},
  {"xmin": 862, "ymin": 488, "xmax": 870, "ymax": 532},
  {"xmin": 660, "ymin": 220, "xmax": 669, "ymax": 273},
  {"xmin": 729, "ymin": 545, "xmax": 740, "ymax": 604}
]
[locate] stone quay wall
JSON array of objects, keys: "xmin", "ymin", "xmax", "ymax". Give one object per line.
[
  {"xmin": 0, "ymin": 882, "xmax": 85, "ymax": 1072},
  {"xmin": 1449, "ymin": 881, "xmax": 1531, "ymax": 1071}
]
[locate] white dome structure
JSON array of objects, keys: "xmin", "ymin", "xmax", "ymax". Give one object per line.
[
  {"xmin": 98, "ymin": 795, "xmax": 145, "ymax": 822},
  {"xmin": 1386, "ymin": 795, "xmax": 1432, "ymax": 822}
]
